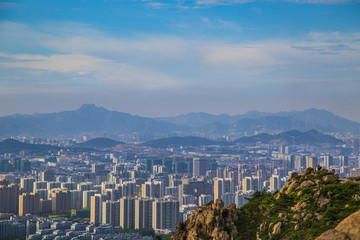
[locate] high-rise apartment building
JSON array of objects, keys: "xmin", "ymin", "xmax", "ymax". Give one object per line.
[
  {"xmin": 193, "ymin": 158, "xmax": 209, "ymax": 177},
  {"xmin": 34, "ymin": 189, "xmax": 48, "ymax": 200},
  {"xmin": 20, "ymin": 178, "xmax": 35, "ymax": 193},
  {"xmin": 306, "ymin": 157, "xmax": 318, "ymax": 169},
  {"xmin": 51, "ymin": 190, "xmax": 71, "ymax": 214},
  {"xmin": 102, "ymin": 200, "xmax": 120, "ymax": 226},
  {"xmin": 83, "ymin": 190, "xmax": 99, "ymax": 209},
  {"xmin": 353, "ymin": 139, "xmax": 359, "ymax": 155},
  {"xmin": 120, "ymin": 197, "xmax": 135, "ymax": 229},
  {"xmin": 294, "ymin": 156, "xmax": 306, "ymax": 171},
  {"xmin": 323, "ymin": 156, "xmax": 333, "ymax": 169},
  {"xmin": 135, "ymin": 198, "xmax": 153, "ymax": 229},
  {"xmin": 69, "ymin": 190, "xmax": 82, "ymax": 209},
  {"xmin": 198, "ymin": 194, "xmax": 213, "ymax": 206},
  {"xmin": 19, "ymin": 193, "xmax": 40, "ymax": 216},
  {"xmin": 78, "ymin": 182, "xmax": 94, "ymax": 192},
  {"xmin": 90, "ymin": 194, "xmax": 102, "ymax": 226},
  {"xmin": 214, "ymin": 178, "xmax": 224, "ymax": 201},
  {"xmin": 47, "ymin": 181, "xmax": 61, "ymax": 190},
  {"xmin": 270, "ymin": 175, "xmax": 280, "ymax": 191},
  {"xmin": 178, "ymin": 179, "xmax": 212, "ymax": 206},
  {"xmin": 33, "ymin": 181, "xmax": 47, "ymax": 191},
  {"xmin": 242, "ymin": 177, "xmax": 253, "ymax": 193},
  {"xmin": 340, "ymin": 156, "xmax": 349, "ymax": 167},
  {"xmin": 152, "ymin": 198, "xmax": 180, "ymax": 230},
  {"xmin": 41, "ymin": 170, "xmax": 55, "ymax": 182},
  {"xmin": 141, "ymin": 181, "xmax": 164, "ymax": 198},
  {"xmin": 0, "ymin": 183, "xmax": 19, "ymax": 214}
]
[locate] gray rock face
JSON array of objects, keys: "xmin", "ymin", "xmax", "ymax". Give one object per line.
[
  {"xmin": 317, "ymin": 229, "xmax": 350, "ymax": 240},
  {"xmin": 317, "ymin": 210, "xmax": 360, "ymax": 240},
  {"xmin": 272, "ymin": 222, "xmax": 282, "ymax": 235},
  {"xmin": 171, "ymin": 199, "xmax": 238, "ymax": 240},
  {"xmin": 300, "ymin": 180, "xmax": 315, "ymax": 188}
]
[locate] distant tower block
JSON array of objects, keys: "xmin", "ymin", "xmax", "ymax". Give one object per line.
[
  {"xmin": 306, "ymin": 157, "xmax": 318, "ymax": 169},
  {"xmin": 323, "ymin": 156, "xmax": 333, "ymax": 169},
  {"xmin": 353, "ymin": 139, "xmax": 359, "ymax": 155}
]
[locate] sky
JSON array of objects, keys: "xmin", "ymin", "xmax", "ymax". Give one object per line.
[{"xmin": 0, "ymin": 0, "xmax": 359, "ymax": 121}]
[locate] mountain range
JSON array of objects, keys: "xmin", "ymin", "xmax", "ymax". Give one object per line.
[
  {"xmin": 0, "ymin": 104, "xmax": 184, "ymax": 138},
  {"xmin": 235, "ymin": 129, "xmax": 344, "ymax": 145},
  {"xmin": 0, "ymin": 104, "xmax": 359, "ymax": 139},
  {"xmin": 157, "ymin": 108, "xmax": 360, "ymax": 133},
  {"xmin": 0, "ymin": 129, "xmax": 342, "ymax": 153},
  {"xmin": 144, "ymin": 136, "xmax": 228, "ymax": 148}
]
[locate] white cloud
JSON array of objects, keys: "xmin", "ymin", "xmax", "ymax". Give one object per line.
[
  {"xmin": 194, "ymin": 0, "xmax": 354, "ymax": 5},
  {"xmin": 0, "ymin": 21, "xmax": 359, "ymax": 93},
  {"xmin": 196, "ymin": 0, "xmax": 254, "ymax": 5},
  {"xmin": 0, "ymin": 2, "xmax": 18, "ymax": 9},
  {"xmin": 274, "ymin": 0, "xmax": 354, "ymax": 3},
  {"xmin": 0, "ymin": 52, "xmax": 181, "ymax": 89},
  {"xmin": 201, "ymin": 44, "xmax": 283, "ymax": 67},
  {"xmin": 201, "ymin": 18, "xmax": 243, "ymax": 32}
]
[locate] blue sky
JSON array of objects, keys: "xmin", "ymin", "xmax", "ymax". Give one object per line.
[{"xmin": 0, "ymin": 0, "xmax": 360, "ymax": 121}]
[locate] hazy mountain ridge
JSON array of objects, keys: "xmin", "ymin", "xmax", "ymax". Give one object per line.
[
  {"xmin": 0, "ymin": 139, "xmax": 59, "ymax": 154},
  {"xmin": 144, "ymin": 136, "xmax": 230, "ymax": 148},
  {"xmin": 0, "ymin": 105, "xmax": 359, "ymax": 138},
  {"xmin": 235, "ymin": 129, "xmax": 344, "ymax": 145},
  {"xmin": 0, "ymin": 139, "xmax": 99, "ymax": 154},
  {"xmin": 158, "ymin": 109, "xmax": 360, "ymax": 133},
  {"xmin": 0, "ymin": 104, "xmax": 186, "ymax": 138},
  {"xmin": 143, "ymin": 130, "xmax": 341, "ymax": 148},
  {"xmin": 0, "ymin": 130, "xmax": 341, "ymax": 153}
]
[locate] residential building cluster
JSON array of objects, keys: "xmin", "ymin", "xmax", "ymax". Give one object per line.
[{"xmin": 0, "ymin": 135, "xmax": 359, "ymax": 239}]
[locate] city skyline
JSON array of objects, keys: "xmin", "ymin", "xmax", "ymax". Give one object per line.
[{"xmin": 0, "ymin": 0, "xmax": 360, "ymax": 121}]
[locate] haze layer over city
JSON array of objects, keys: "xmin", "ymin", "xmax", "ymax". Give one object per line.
[{"xmin": 0, "ymin": 1, "xmax": 360, "ymax": 240}]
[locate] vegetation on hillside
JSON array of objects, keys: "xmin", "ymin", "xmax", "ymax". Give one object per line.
[{"xmin": 235, "ymin": 168, "xmax": 360, "ymax": 240}]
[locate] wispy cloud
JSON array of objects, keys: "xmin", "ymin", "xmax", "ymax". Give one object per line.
[
  {"xmin": 201, "ymin": 18, "xmax": 243, "ymax": 32},
  {"xmin": 0, "ymin": 52, "xmax": 181, "ymax": 89},
  {"xmin": 272, "ymin": 0, "xmax": 355, "ymax": 4},
  {"xmin": 145, "ymin": 2, "xmax": 170, "ymax": 8},
  {"xmin": 0, "ymin": 2, "xmax": 18, "ymax": 9},
  {"xmin": 292, "ymin": 43, "xmax": 355, "ymax": 54},
  {"xmin": 196, "ymin": 0, "xmax": 254, "ymax": 5},
  {"xmin": 194, "ymin": 0, "xmax": 355, "ymax": 6},
  {"xmin": 0, "ymin": 22, "xmax": 359, "ymax": 94}
]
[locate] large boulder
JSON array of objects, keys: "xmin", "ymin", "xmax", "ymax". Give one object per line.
[
  {"xmin": 317, "ymin": 210, "xmax": 360, "ymax": 240},
  {"xmin": 317, "ymin": 229, "xmax": 350, "ymax": 240},
  {"xmin": 171, "ymin": 199, "xmax": 238, "ymax": 240}
]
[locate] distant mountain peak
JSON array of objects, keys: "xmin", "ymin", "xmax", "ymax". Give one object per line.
[
  {"xmin": 78, "ymin": 103, "xmax": 107, "ymax": 112},
  {"xmin": 76, "ymin": 137, "xmax": 124, "ymax": 149},
  {"xmin": 79, "ymin": 103, "xmax": 99, "ymax": 110}
]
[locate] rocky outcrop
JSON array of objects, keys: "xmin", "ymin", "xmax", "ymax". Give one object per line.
[
  {"xmin": 317, "ymin": 210, "xmax": 360, "ymax": 240},
  {"xmin": 171, "ymin": 199, "xmax": 238, "ymax": 240},
  {"xmin": 272, "ymin": 222, "xmax": 282, "ymax": 234},
  {"xmin": 257, "ymin": 168, "xmax": 360, "ymax": 240}
]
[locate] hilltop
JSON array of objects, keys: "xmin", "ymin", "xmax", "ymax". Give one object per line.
[
  {"xmin": 0, "ymin": 139, "xmax": 59, "ymax": 154},
  {"xmin": 76, "ymin": 137, "xmax": 124, "ymax": 149},
  {"xmin": 172, "ymin": 168, "xmax": 360, "ymax": 240},
  {"xmin": 0, "ymin": 139, "xmax": 97, "ymax": 154}
]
